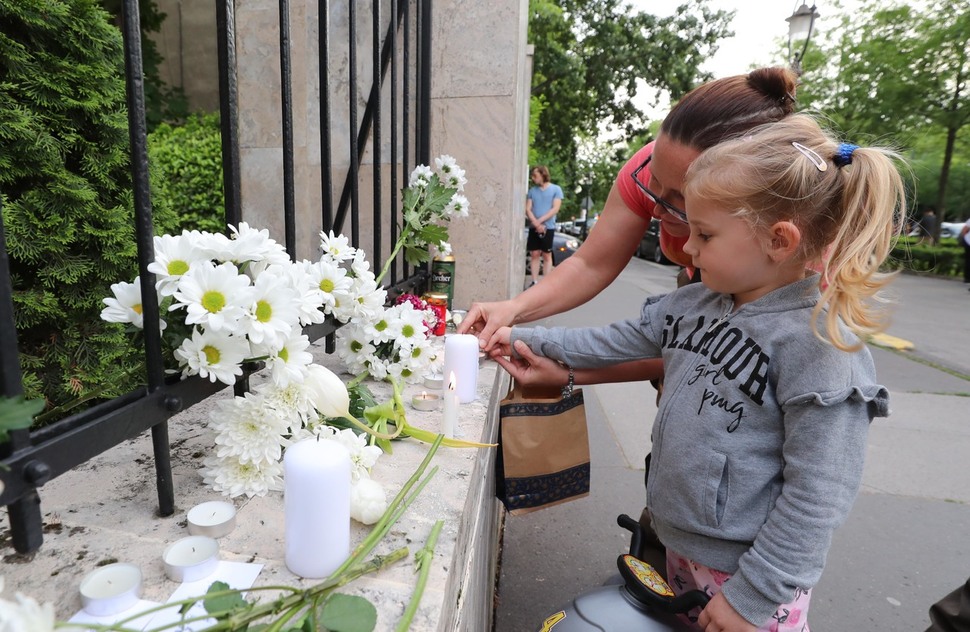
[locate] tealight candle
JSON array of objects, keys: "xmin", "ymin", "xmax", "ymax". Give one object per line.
[
  {"xmin": 79, "ymin": 563, "xmax": 143, "ymax": 616},
  {"xmin": 187, "ymin": 500, "xmax": 237, "ymax": 538},
  {"xmin": 411, "ymin": 391, "xmax": 441, "ymax": 411},
  {"xmin": 162, "ymin": 535, "xmax": 220, "ymax": 583},
  {"xmin": 443, "ymin": 333, "xmax": 479, "ymax": 403},
  {"xmin": 423, "ymin": 373, "xmax": 444, "ymax": 390},
  {"xmin": 284, "ymin": 438, "xmax": 351, "ymax": 579}
]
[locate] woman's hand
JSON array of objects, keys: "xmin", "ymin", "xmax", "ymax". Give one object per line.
[
  {"xmin": 490, "ymin": 340, "xmax": 570, "ymax": 387},
  {"xmin": 457, "ymin": 299, "xmax": 520, "ymax": 350},
  {"xmin": 696, "ymin": 592, "xmax": 757, "ymax": 632}
]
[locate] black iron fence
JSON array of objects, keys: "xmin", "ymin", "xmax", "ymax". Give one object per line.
[{"xmin": 0, "ymin": 0, "xmax": 432, "ymax": 554}]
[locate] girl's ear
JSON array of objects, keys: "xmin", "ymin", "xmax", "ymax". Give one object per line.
[{"xmin": 767, "ymin": 221, "xmax": 801, "ymax": 262}]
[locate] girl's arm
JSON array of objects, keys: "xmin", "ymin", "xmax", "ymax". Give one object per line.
[{"xmin": 491, "ymin": 341, "xmax": 664, "ymax": 387}]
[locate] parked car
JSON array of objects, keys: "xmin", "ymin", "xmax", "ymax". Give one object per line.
[
  {"xmin": 523, "ymin": 229, "xmax": 581, "ymax": 274},
  {"xmin": 941, "ymin": 221, "xmax": 966, "ymax": 239},
  {"xmin": 635, "ymin": 218, "xmax": 671, "ymax": 264}
]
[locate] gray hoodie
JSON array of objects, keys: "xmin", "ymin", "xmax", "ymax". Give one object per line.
[{"xmin": 511, "ymin": 275, "xmax": 889, "ymax": 626}]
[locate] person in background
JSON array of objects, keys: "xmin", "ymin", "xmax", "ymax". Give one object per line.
[
  {"xmin": 492, "ymin": 114, "xmax": 907, "ymax": 631},
  {"xmin": 918, "ymin": 207, "xmax": 938, "ymax": 246},
  {"xmin": 960, "ymin": 218, "xmax": 970, "ymax": 287},
  {"xmin": 459, "ymin": 67, "xmax": 799, "ymax": 390},
  {"xmin": 525, "ymin": 165, "xmax": 563, "ymax": 288}
]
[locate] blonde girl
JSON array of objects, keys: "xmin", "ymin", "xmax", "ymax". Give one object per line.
[{"xmin": 492, "ymin": 114, "xmax": 907, "ymax": 632}]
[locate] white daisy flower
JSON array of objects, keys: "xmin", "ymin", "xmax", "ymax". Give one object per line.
[
  {"xmin": 402, "ymin": 337, "xmax": 435, "ymax": 381},
  {"xmin": 435, "ymin": 156, "xmax": 466, "ymax": 191},
  {"xmin": 171, "ymin": 261, "xmax": 253, "ymax": 332},
  {"xmin": 365, "ymin": 355, "xmax": 391, "ymax": 381},
  {"xmin": 228, "ymin": 222, "xmax": 291, "ymax": 267},
  {"xmin": 173, "ymin": 328, "xmax": 251, "ymax": 384},
  {"xmin": 266, "ymin": 332, "xmax": 313, "ymax": 387},
  {"xmin": 101, "ymin": 279, "xmax": 146, "ymax": 328},
  {"xmin": 408, "ymin": 164, "xmax": 434, "ymax": 188},
  {"xmin": 393, "ymin": 302, "xmax": 429, "ymax": 350},
  {"xmin": 335, "ymin": 325, "xmax": 375, "ymax": 373},
  {"xmin": 363, "ymin": 309, "xmax": 399, "ymax": 345},
  {"xmin": 287, "ymin": 262, "xmax": 326, "ymax": 325},
  {"xmin": 330, "ymin": 286, "xmax": 358, "ymax": 324},
  {"xmin": 211, "ymin": 392, "xmax": 289, "ymax": 465},
  {"xmin": 306, "ymin": 258, "xmax": 352, "ymax": 312},
  {"xmin": 432, "ymin": 241, "xmax": 453, "ymax": 258},
  {"xmin": 240, "ymin": 270, "xmax": 298, "ymax": 347},
  {"xmin": 329, "ymin": 428, "xmax": 382, "ymax": 482},
  {"xmin": 319, "ymin": 230, "xmax": 356, "ymax": 263},
  {"xmin": 349, "ymin": 277, "xmax": 387, "ymax": 324},
  {"xmin": 445, "ymin": 193, "xmax": 470, "ymax": 218},
  {"xmin": 148, "ymin": 233, "xmax": 207, "ymax": 296},
  {"xmin": 0, "ymin": 590, "xmax": 56, "ymax": 632},
  {"xmin": 201, "ymin": 454, "xmax": 284, "ymax": 498},
  {"xmin": 349, "ymin": 249, "xmax": 375, "ymax": 282}
]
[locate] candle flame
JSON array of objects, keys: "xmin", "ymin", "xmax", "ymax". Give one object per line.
[
  {"xmin": 448, "ymin": 371, "xmax": 457, "ymax": 391},
  {"xmin": 420, "ymin": 390, "xmax": 427, "ymax": 398}
]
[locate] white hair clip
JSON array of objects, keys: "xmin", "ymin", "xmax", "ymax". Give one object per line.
[{"xmin": 792, "ymin": 142, "xmax": 827, "ymax": 172}]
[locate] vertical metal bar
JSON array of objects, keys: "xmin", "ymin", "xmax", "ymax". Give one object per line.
[
  {"xmin": 0, "ymin": 202, "xmax": 43, "ymax": 553},
  {"xmin": 217, "ymin": 0, "xmax": 242, "ymax": 228},
  {"xmin": 280, "ymin": 0, "xmax": 296, "ymax": 258},
  {"xmin": 372, "ymin": 0, "xmax": 382, "ymax": 267},
  {"xmin": 418, "ymin": 0, "xmax": 431, "ymax": 165},
  {"xmin": 402, "ymin": 0, "xmax": 411, "ymax": 281},
  {"xmin": 319, "ymin": 0, "xmax": 333, "ymax": 233},
  {"xmin": 121, "ymin": 0, "xmax": 174, "ymax": 517},
  {"xmin": 348, "ymin": 0, "xmax": 360, "ymax": 246},
  {"xmin": 389, "ymin": 0, "xmax": 399, "ymax": 286}
]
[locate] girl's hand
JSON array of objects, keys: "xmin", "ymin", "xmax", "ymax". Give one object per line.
[
  {"xmin": 491, "ymin": 340, "xmax": 570, "ymax": 388},
  {"xmin": 697, "ymin": 592, "xmax": 757, "ymax": 632}
]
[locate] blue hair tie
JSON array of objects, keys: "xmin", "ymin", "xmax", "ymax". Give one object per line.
[{"xmin": 834, "ymin": 143, "xmax": 859, "ymax": 167}]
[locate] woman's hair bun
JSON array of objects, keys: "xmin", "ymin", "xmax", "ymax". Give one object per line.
[{"xmin": 747, "ymin": 67, "xmax": 798, "ymax": 114}]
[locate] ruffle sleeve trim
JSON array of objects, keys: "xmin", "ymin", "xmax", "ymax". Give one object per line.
[{"xmin": 784, "ymin": 384, "xmax": 890, "ymax": 418}]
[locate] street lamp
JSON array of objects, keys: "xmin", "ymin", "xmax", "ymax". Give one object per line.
[{"xmin": 786, "ymin": 2, "xmax": 820, "ymax": 76}]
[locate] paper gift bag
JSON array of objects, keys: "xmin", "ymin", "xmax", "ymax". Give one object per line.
[{"xmin": 495, "ymin": 382, "xmax": 590, "ymax": 515}]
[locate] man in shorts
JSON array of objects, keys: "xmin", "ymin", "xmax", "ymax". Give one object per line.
[{"xmin": 525, "ymin": 165, "xmax": 563, "ymax": 287}]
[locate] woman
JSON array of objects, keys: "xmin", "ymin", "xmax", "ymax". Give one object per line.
[{"xmin": 459, "ymin": 66, "xmax": 799, "ymax": 388}]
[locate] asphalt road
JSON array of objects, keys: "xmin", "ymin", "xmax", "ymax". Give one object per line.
[{"xmin": 493, "ymin": 259, "xmax": 970, "ymax": 632}]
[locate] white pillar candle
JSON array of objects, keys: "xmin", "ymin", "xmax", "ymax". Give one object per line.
[
  {"xmin": 162, "ymin": 535, "xmax": 220, "ymax": 583},
  {"xmin": 187, "ymin": 500, "xmax": 237, "ymax": 538},
  {"xmin": 443, "ymin": 333, "xmax": 479, "ymax": 403},
  {"xmin": 442, "ymin": 372, "xmax": 458, "ymax": 438},
  {"xmin": 284, "ymin": 438, "xmax": 351, "ymax": 579},
  {"xmin": 79, "ymin": 563, "xmax": 142, "ymax": 616}
]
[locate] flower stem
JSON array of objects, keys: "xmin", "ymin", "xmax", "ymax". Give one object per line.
[
  {"xmin": 376, "ymin": 226, "xmax": 412, "ymax": 285},
  {"xmin": 346, "ymin": 369, "xmax": 371, "ymax": 390},
  {"xmin": 395, "ymin": 519, "xmax": 444, "ymax": 632}
]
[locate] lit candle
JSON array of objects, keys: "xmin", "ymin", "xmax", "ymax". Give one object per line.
[
  {"xmin": 162, "ymin": 535, "xmax": 220, "ymax": 583},
  {"xmin": 442, "ymin": 372, "xmax": 458, "ymax": 438},
  {"xmin": 284, "ymin": 438, "xmax": 351, "ymax": 579},
  {"xmin": 187, "ymin": 500, "xmax": 237, "ymax": 538},
  {"xmin": 79, "ymin": 563, "xmax": 142, "ymax": 616},
  {"xmin": 443, "ymin": 333, "xmax": 479, "ymax": 403},
  {"xmin": 411, "ymin": 390, "xmax": 441, "ymax": 411}
]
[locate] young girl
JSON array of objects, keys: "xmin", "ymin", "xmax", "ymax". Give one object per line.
[{"xmin": 492, "ymin": 114, "xmax": 907, "ymax": 632}]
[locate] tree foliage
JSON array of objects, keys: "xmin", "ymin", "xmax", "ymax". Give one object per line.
[
  {"xmin": 0, "ymin": 0, "xmax": 142, "ymax": 411},
  {"xmin": 797, "ymin": 0, "xmax": 970, "ymax": 223},
  {"xmin": 528, "ymin": 0, "xmax": 734, "ymax": 206}
]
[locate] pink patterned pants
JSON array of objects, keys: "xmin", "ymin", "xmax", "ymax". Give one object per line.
[{"xmin": 666, "ymin": 551, "xmax": 811, "ymax": 631}]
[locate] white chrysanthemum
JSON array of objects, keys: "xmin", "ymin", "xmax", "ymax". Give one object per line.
[
  {"xmin": 392, "ymin": 302, "xmax": 429, "ymax": 351},
  {"xmin": 173, "ymin": 328, "xmax": 251, "ymax": 384},
  {"xmin": 266, "ymin": 332, "xmax": 313, "ymax": 387},
  {"xmin": 427, "ymin": 345, "xmax": 445, "ymax": 375},
  {"xmin": 335, "ymin": 325, "xmax": 375, "ymax": 373},
  {"xmin": 171, "ymin": 261, "xmax": 253, "ymax": 332},
  {"xmin": 349, "ymin": 250, "xmax": 374, "ymax": 282},
  {"xmin": 350, "ymin": 477, "xmax": 387, "ymax": 525},
  {"xmin": 435, "ymin": 155, "xmax": 466, "ymax": 191},
  {"xmin": 240, "ymin": 271, "xmax": 299, "ymax": 347},
  {"xmin": 319, "ymin": 230, "xmax": 356, "ymax": 263},
  {"xmin": 195, "ymin": 230, "xmax": 235, "ymax": 262},
  {"xmin": 401, "ymin": 337, "xmax": 435, "ymax": 382},
  {"xmin": 328, "ymin": 428, "xmax": 382, "ymax": 482},
  {"xmin": 365, "ymin": 354, "xmax": 392, "ymax": 381},
  {"xmin": 282, "ymin": 423, "xmax": 337, "ymax": 448},
  {"xmin": 101, "ymin": 279, "xmax": 146, "ymax": 328},
  {"xmin": 445, "ymin": 193, "xmax": 470, "ymax": 218},
  {"xmin": 255, "ymin": 379, "xmax": 317, "ymax": 429},
  {"xmin": 432, "ymin": 241, "xmax": 453, "ymax": 258},
  {"xmin": 363, "ymin": 309, "xmax": 399, "ymax": 345},
  {"xmin": 408, "ymin": 164, "xmax": 434, "ymax": 188},
  {"xmin": 228, "ymin": 222, "xmax": 291, "ymax": 266},
  {"xmin": 287, "ymin": 262, "xmax": 326, "ymax": 326},
  {"xmin": 330, "ymin": 286, "xmax": 357, "ymax": 324},
  {"xmin": 147, "ymin": 233, "xmax": 208, "ymax": 296},
  {"xmin": 306, "ymin": 258, "xmax": 352, "ymax": 312},
  {"xmin": 0, "ymin": 590, "xmax": 56, "ymax": 632},
  {"xmin": 211, "ymin": 392, "xmax": 290, "ymax": 465},
  {"xmin": 201, "ymin": 454, "xmax": 284, "ymax": 498},
  {"xmin": 349, "ymin": 277, "xmax": 387, "ymax": 324}
]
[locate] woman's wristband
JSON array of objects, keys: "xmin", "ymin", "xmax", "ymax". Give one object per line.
[{"xmin": 561, "ymin": 365, "xmax": 574, "ymax": 398}]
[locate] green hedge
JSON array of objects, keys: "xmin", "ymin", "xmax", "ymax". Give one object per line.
[
  {"xmin": 149, "ymin": 113, "xmax": 226, "ymax": 235},
  {"xmin": 888, "ymin": 237, "xmax": 964, "ymax": 277}
]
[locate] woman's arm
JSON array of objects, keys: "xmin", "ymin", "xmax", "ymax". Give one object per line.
[{"xmin": 460, "ymin": 183, "xmax": 650, "ymax": 349}]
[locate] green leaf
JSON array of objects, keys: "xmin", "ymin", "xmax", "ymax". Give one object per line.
[
  {"xmin": 320, "ymin": 594, "xmax": 378, "ymax": 632},
  {"xmin": 0, "ymin": 395, "xmax": 44, "ymax": 443},
  {"xmin": 203, "ymin": 580, "xmax": 250, "ymax": 614},
  {"xmin": 417, "ymin": 223, "xmax": 448, "ymax": 246}
]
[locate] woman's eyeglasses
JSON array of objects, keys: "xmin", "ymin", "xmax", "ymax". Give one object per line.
[{"xmin": 631, "ymin": 155, "xmax": 688, "ymax": 223}]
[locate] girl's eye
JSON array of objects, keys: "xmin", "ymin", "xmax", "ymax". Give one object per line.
[{"xmin": 698, "ymin": 233, "xmax": 711, "ymax": 241}]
